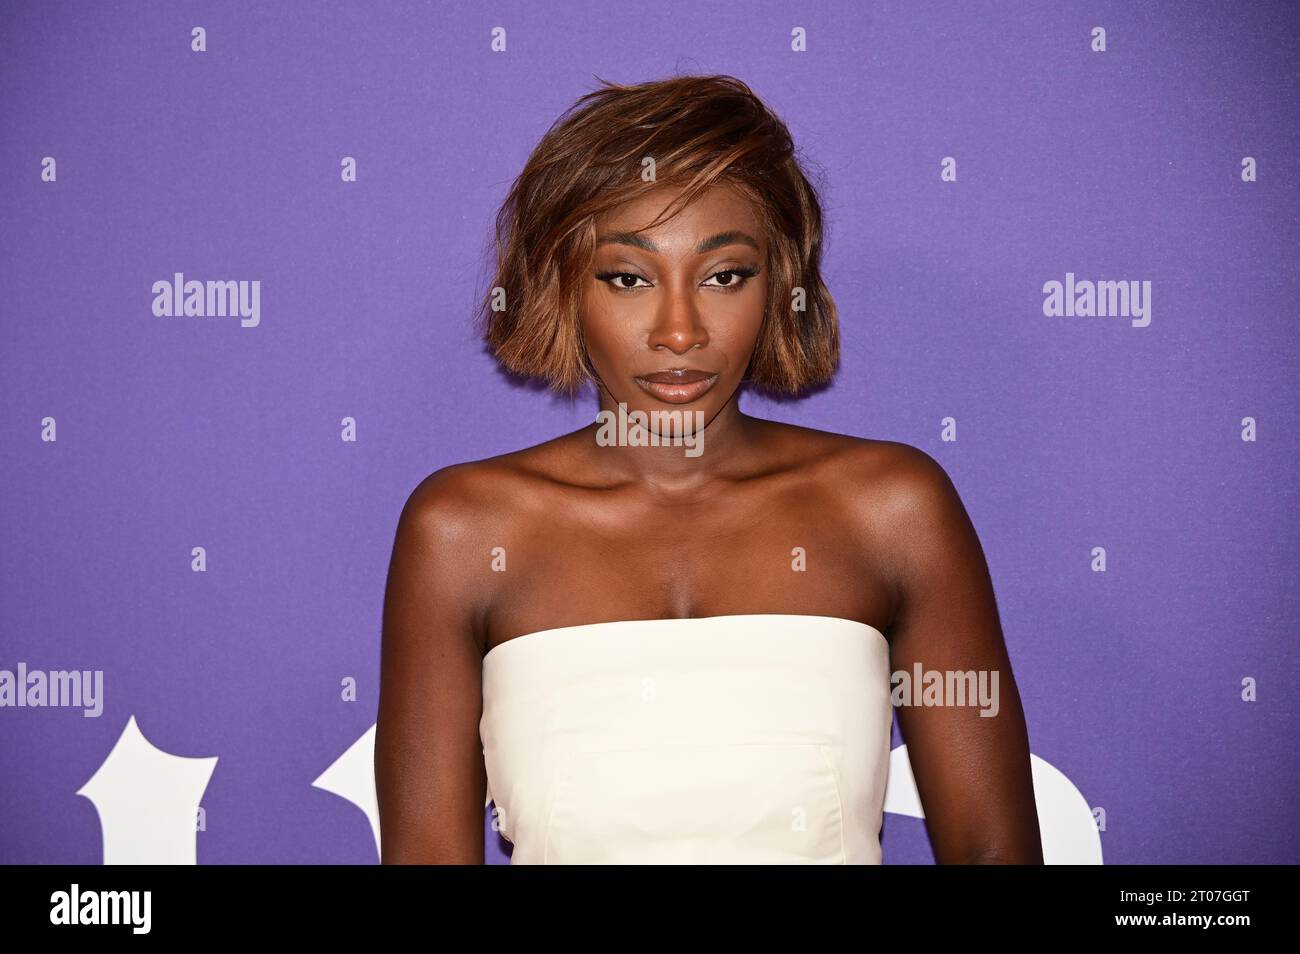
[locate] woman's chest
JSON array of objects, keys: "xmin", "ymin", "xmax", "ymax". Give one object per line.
[{"xmin": 483, "ymin": 496, "xmax": 894, "ymax": 646}]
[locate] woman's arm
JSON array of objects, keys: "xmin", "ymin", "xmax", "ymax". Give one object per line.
[
  {"xmin": 875, "ymin": 445, "xmax": 1043, "ymax": 864},
  {"xmin": 375, "ymin": 468, "xmax": 489, "ymax": 863}
]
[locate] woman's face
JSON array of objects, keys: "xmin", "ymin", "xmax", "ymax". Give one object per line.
[{"xmin": 580, "ymin": 181, "xmax": 768, "ymax": 428}]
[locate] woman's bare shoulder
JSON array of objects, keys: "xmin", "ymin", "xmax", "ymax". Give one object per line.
[
  {"xmin": 756, "ymin": 419, "xmax": 966, "ymax": 535},
  {"xmin": 396, "ymin": 432, "xmax": 584, "ymax": 534},
  {"xmin": 384, "ymin": 438, "xmax": 582, "ymax": 631},
  {"xmin": 823, "ymin": 433, "xmax": 980, "ymax": 581},
  {"xmin": 757, "ymin": 419, "xmax": 942, "ymax": 482},
  {"xmin": 826, "ymin": 433, "xmax": 955, "ymax": 506}
]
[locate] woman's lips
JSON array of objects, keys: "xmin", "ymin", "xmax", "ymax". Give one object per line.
[{"xmin": 633, "ymin": 370, "xmax": 719, "ymax": 404}]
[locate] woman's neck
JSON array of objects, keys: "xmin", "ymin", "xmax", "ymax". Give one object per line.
[{"xmin": 583, "ymin": 388, "xmax": 761, "ymax": 492}]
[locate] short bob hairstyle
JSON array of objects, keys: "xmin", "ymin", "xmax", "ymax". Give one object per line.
[{"xmin": 478, "ymin": 73, "xmax": 839, "ymax": 396}]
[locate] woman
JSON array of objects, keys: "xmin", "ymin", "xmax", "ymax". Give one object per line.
[{"xmin": 375, "ymin": 74, "xmax": 1042, "ymax": 864}]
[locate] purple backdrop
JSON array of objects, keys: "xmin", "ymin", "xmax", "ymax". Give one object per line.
[{"xmin": 1, "ymin": 0, "xmax": 1296, "ymax": 864}]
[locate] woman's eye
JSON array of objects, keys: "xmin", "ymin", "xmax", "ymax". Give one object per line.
[
  {"xmin": 702, "ymin": 267, "xmax": 758, "ymax": 290},
  {"xmin": 596, "ymin": 267, "xmax": 757, "ymax": 293},
  {"xmin": 596, "ymin": 271, "xmax": 651, "ymax": 291}
]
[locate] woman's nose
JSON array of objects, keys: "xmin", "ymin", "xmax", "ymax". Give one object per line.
[{"xmin": 646, "ymin": 285, "xmax": 709, "ymax": 354}]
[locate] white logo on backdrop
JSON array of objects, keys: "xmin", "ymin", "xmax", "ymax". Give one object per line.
[
  {"xmin": 77, "ymin": 716, "xmax": 217, "ymax": 865},
  {"xmin": 78, "ymin": 717, "xmax": 1102, "ymax": 864}
]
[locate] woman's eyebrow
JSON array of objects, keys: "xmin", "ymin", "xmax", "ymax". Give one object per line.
[{"xmin": 595, "ymin": 230, "xmax": 761, "ymax": 254}]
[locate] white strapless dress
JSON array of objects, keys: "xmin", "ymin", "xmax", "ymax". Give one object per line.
[{"xmin": 479, "ymin": 614, "xmax": 893, "ymax": 864}]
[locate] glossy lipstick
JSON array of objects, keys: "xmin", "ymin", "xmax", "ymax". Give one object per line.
[{"xmin": 634, "ymin": 368, "xmax": 719, "ymax": 404}]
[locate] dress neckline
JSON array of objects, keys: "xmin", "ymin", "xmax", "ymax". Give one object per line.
[{"xmin": 482, "ymin": 613, "xmax": 889, "ymax": 663}]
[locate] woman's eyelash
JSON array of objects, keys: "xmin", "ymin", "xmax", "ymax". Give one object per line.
[
  {"xmin": 704, "ymin": 266, "xmax": 759, "ymax": 289},
  {"xmin": 594, "ymin": 266, "xmax": 759, "ymax": 293}
]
